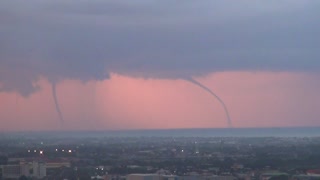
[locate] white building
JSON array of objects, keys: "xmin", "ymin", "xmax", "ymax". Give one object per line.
[{"xmin": 32, "ymin": 161, "xmax": 46, "ymax": 178}]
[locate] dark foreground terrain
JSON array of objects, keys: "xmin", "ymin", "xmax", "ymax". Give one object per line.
[{"xmin": 1, "ymin": 131, "xmax": 320, "ymax": 179}]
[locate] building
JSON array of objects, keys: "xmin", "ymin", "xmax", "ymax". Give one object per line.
[
  {"xmin": 292, "ymin": 175, "xmax": 320, "ymax": 180},
  {"xmin": 127, "ymin": 174, "xmax": 178, "ymax": 180},
  {"xmin": 306, "ymin": 169, "xmax": 320, "ymax": 176},
  {"xmin": 178, "ymin": 176, "xmax": 235, "ymax": 180},
  {"xmin": 260, "ymin": 172, "xmax": 288, "ymax": 180},
  {"xmin": 1, "ymin": 162, "xmax": 32, "ymax": 179},
  {"xmin": 32, "ymin": 161, "xmax": 46, "ymax": 179},
  {"xmin": 46, "ymin": 160, "xmax": 71, "ymax": 169},
  {"xmin": 0, "ymin": 161, "xmax": 46, "ymax": 179}
]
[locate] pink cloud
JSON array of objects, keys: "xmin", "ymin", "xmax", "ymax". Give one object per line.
[{"xmin": 0, "ymin": 72, "xmax": 319, "ymax": 131}]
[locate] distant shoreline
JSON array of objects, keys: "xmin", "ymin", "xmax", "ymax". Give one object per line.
[{"xmin": 1, "ymin": 127, "xmax": 320, "ymax": 138}]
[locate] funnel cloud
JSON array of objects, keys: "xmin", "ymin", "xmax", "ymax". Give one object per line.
[
  {"xmin": 52, "ymin": 83, "xmax": 64, "ymax": 127},
  {"xmin": 184, "ymin": 77, "xmax": 232, "ymax": 128}
]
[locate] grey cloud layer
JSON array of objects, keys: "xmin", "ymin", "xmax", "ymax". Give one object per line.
[{"xmin": 1, "ymin": 0, "xmax": 320, "ymax": 96}]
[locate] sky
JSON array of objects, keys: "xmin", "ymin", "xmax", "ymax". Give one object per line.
[{"xmin": 1, "ymin": 0, "xmax": 320, "ymax": 131}]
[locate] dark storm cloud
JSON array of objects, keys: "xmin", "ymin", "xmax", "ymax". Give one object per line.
[{"xmin": 1, "ymin": 0, "xmax": 320, "ymax": 96}]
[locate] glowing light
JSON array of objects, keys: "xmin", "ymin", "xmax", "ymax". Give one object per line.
[
  {"xmin": 68, "ymin": 150, "xmax": 72, "ymax": 153},
  {"xmin": 34, "ymin": 150, "xmax": 37, "ymax": 153},
  {"xmin": 62, "ymin": 149, "xmax": 65, "ymax": 152},
  {"xmin": 40, "ymin": 150, "xmax": 43, "ymax": 155},
  {"xmin": 55, "ymin": 149, "xmax": 58, "ymax": 152},
  {"xmin": 181, "ymin": 150, "xmax": 184, "ymax": 153},
  {"xmin": 28, "ymin": 150, "xmax": 30, "ymax": 153}
]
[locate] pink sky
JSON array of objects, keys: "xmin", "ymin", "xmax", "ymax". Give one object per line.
[{"xmin": 0, "ymin": 71, "xmax": 319, "ymax": 131}]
